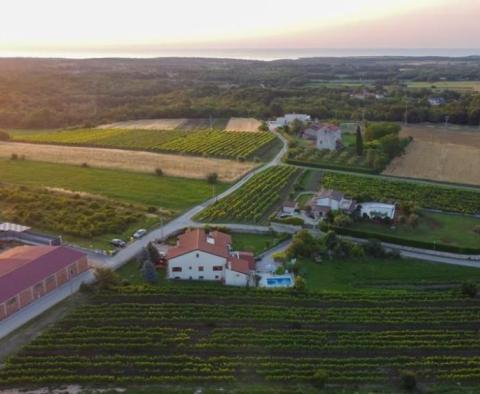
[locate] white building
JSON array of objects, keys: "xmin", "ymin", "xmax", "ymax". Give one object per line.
[
  {"xmin": 166, "ymin": 228, "xmax": 255, "ymax": 286},
  {"xmin": 309, "ymin": 189, "xmax": 357, "ymax": 219},
  {"xmin": 360, "ymin": 202, "xmax": 396, "ymax": 220},
  {"xmin": 268, "ymin": 113, "xmax": 311, "ymax": 131},
  {"xmin": 282, "ymin": 201, "xmax": 299, "ymax": 215},
  {"xmin": 428, "ymin": 97, "xmax": 446, "ymax": 106},
  {"xmin": 302, "ymin": 124, "xmax": 342, "ymax": 151}
]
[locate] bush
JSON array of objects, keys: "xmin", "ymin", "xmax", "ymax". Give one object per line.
[
  {"xmin": 0, "ymin": 130, "xmax": 10, "ymax": 141},
  {"xmin": 474, "ymin": 225, "xmax": 480, "ymax": 234},
  {"xmin": 461, "ymin": 281, "xmax": 478, "ymax": 298},
  {"xmin": 207, "ymin": 172, "xmax": 218, "ymax": 184},
  {"xmin": 94, "ymin": 268, "xmax": 122, "ymax": 290},
  {"xmin": 333, "ymin": 213, "xmax": 353, "ymax": 228},
  {"xmin": 365, "ymin": 122, "xmax": 401, "ymax": 141},
  {"xmin": 10, "ymin": 153, "xmax": 18, "ymax": 160},
  {"xmin": 272, "ymin": 216, "xmax": 304, "ymax": 226},
  {"xmin": 311, "ymin": 369, "xmax": 328, "ymax": 389},
  {"xmin": 275, "ymin": 266, "xmax": 286, "ymax": 275},
  {"xmin": 155, "ymin": 168, "xmax": 163, "ymax": 176},
  {"xmin": 272, "ymin": 252, "xmax": 287, "ymax": 263},
  {"xmin": 142, "ymin": 260, "xmax": 159, "ymax": 284},
  {"xmin": 81, "ymin": 162, "xmax": 89, "ymax": 168},
  {"xmin": 294, "ymin": 276, "xmax": 306, "ymax": 291},
  {"xmin": 400, "ymin": 370, "xmax": 417, "ymax": 391}
]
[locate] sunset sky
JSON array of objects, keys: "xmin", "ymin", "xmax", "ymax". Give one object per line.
[{"xmin": 1, "ymin": 0, "xmax": 479, "ymax": 57}]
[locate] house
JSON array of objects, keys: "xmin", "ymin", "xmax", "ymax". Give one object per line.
[
  {"xmin": 166, "ymin": 228, "xmax": 255, "ymax": 287},
  {"xmin": 309, "ymin": 189, "xmax": 357, "ymax": 218},
  {"xmin": 360, "ymin": 202, "xmax": 396, "ymax": 220},
  {"xmin": 0, "ymin": 222, "xmax": 62, "ymax": 246},
  {"xmin": 0, "ymin": 246, "xmax": 89, "ymax": 321},
  {"xmin": 282, "ymin": 201, "xmax": 298, "ymax": 215},
  {"xmin": 302, "ymin": 123, "xmax": 342, "ymax": 151},
  {"xmin": 268, "ymin": 113, "xmax": 311, "ymax": 131},
  {"xmin": 428, "ymin": 97, "xmax": 446, "ymax": 106}
]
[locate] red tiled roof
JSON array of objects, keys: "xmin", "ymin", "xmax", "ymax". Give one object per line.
[
  {"xmin": 0, "ymin": 246, "xmax": 86, "ymax": 304},
  {"xmin": 228, "ymin": 254, "xmax": 255, "ymax": 275},
  {"xmin": 167, "ymin": 228, "xmax": 232, "ymax": 260}
]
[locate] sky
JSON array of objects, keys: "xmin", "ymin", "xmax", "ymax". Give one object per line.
[{"xmin": 0, "ymin": 0, "xmax": 479, "ymax": 57}]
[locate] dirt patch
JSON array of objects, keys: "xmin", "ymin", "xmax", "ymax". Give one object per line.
[
  {"xmin": 0, "ymin": 142, "xmax": 256, "ymax": 182},
  {"xmin": 97, "ymin": 118, "xmax": 186, "ymax": 130},
  {"xmin": 225, "ymin": 118, "xmax": 262, "ymax": 132},
  {"xmin": 383, "ymin": 140, "xmax": 480, "ymax": 186}
]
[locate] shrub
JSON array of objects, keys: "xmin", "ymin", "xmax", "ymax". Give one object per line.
[
  {"xmin": 142, "ymin": 260, "xmax": 158, "ymax": 284},
  {"xmin": 474, "ymin": 225, "xmax": 480, "ymax": 234},
  {"xmin": 365, "ymin": 122, "xmax": 401, "ymax": 141},
  {"xmin": 0, "ymin": 130, "xmax": 10, "ymax": 141},
  {"xmin": 333, "ymin": 213, "xmax": 353, "ymax": 228},
  {"xmin": 94, "ymin": 268, "xmax": 122, "ymax": 290},
  {"xmin": 461, "ymin": 281, "xmax": 478, "ymax": 298},
  {"xmin": 10, "ymin": 153, "xmax": 18, "ymax": 160},
  {"xmin": 272, "ymin": 252, "xmax": 287, "ymax": 263},
  {"xmin": 207, "ymin": 172, "xmax": 218, "ymax": 184},
  {"xmin": 407, "ymin": 213, "xmax": 419, "ymax": 228},
  {"xmin": 155, "ymin": 168, "xmax": 163, "ymax": 176},
  {"xmin": 400, "ymin": 370, "xmax": 417, "ymax": 391},
  {"xmin": 81, "ymin": 162, "xmax": 89, "ymax": 168},
  {"xmin": 294, "ymin": 276, "xmax": 306, "ymax": 291},
  {"xmin": 275, "ymin": 266, "xmax": 286, "ymax": 275},
  {"xmin": 311, "ymin": 369, "xmax": 328, "ymax": 389}
]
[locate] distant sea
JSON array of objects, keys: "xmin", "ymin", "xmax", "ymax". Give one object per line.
[{"xmin": 2, "ymin": 48, "xmax": 480, "ymax": 60}]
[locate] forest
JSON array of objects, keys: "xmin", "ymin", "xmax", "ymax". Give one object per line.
[{"xmin": 0, "ymin": 57, "xmax": 480, "ymax": 128}]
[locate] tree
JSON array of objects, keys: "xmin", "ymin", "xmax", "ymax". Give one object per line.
[
  {"xmin": 207, "ymin": 172, "xmax": 218, "ymax": 184},
  {"xmin": 258, "ymin": 121, "xmax": 269, "ymax": 131},
  {"xmin": 400, "ymin": 370, "xmax": 417, "ymax": 391},
  {"xmin": 94, "ymin": 267, "xmax": 122, "ymax": 290},
  {"xmin": 142, "ymin": 260, "xmax": 158, "ymax": 284},
  {"xmin": 294, "ymin": 276, "xmax": 306, "ymax": 291},
  {"xmin": 461, "ymin": 281, "xmax": 478, "ymax": 298},
  {"xmin": 147, "ymin": 242, "xmax": 160, "ymax": 263},
  {"xmin": 355, "ymin": 125, "xmax": 364, "ymax": 156},
  {"xmin": 311, "ymin": 369, "xmax": 328, "ymax": 389},
  {"xmin": 155, "ymin": 168, "xmax": 163, "ymax": 176},
  {"xmin": 333, "ymin": 213, "xmax": 353, "ymax": 228},
  {"xmin": 365, "ymin": 122, "xmax": 401, "ymax": 141}
]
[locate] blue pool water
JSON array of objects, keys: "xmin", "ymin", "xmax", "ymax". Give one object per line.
[{"xmin": 266, "ymin": 277, "xmax": 293, "ymax": 287}]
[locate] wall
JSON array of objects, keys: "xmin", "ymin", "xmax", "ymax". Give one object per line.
[
  {"xmin": 168, "ymin": 250, "xmax": 226, "ymax": 281},
  {"xmin": 224, "ymin": 268, "xmax": 248, "ymax": 287}
]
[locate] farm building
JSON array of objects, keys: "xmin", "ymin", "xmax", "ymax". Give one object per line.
[
  {"xmin": 0, "ymin": 246, "xmax": 88, "ymax": 321},
  {"xmin": 282, "ymin": 201, "xmax": 299, "ymax": 215},
  {"xmin": 360, "ymin": 202, "xmax": 396, "ymax": 220},
  {"xmin": 268, "ymin": 113, "xmax": 311, "ymax": 131},
  {"xmin": 309, "ymin": 189, "xmax": 357, "ymax": 219},
  {"xmin": 167, "ymin": 228, "xmax": 255, "ymax": 286},
  {"xmin": 302, "ymin": 123, "xmax": 342, "ymax": 151},
  {"xmin": 0, "ymin": 222, "xmax": 62, "ymax": 246},
  {"xmin": 428, "ymin": 97, "xmax": 446, "ymax": 106}
]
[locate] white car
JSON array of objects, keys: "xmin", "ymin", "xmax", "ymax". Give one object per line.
[{"xmin": 133, "ymin": 229, "xmax": 147, "ymax": 239}]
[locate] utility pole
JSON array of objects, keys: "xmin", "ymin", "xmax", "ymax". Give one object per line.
[{"xmin": 444, "ymin": 115, "xmax": 450, "ymax": 129}]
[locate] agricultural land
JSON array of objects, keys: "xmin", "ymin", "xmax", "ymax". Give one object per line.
[{"xmin": 384, "ymin": 125, "xmax": 480, "ymax": 186}]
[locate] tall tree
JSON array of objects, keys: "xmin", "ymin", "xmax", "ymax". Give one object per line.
[
  {"xmin": 355, "ymin": 125, "xmax": 364, "ymax": 156},
  {"xmin": 142, "ymin": 260, "xmax": 158, "ymax": 284}
]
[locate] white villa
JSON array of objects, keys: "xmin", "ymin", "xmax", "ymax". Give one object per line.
[
  {"xmin": 268, "ymin": 113, "xmax": 311, "ymax": 131},
  {"xmin": 302, "ymin": 123, "xmax": 342, "ymax": 151},
  {"xmin": 166, "ymin": 228, "xmax": 255, "ymax": 286},
  {"xmin": 360, "ymin": 202, "xmax": 396, "ymax": 220},
  {"xmin": 309, "ymin": 189, "xmax": 357, "ymax": 219}
]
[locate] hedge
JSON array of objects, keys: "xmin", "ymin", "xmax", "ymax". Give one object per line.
[
  {"xmin": 328, "ymin": 225, "xmax": 480, "ymax": 255},
  {"xmin": 285, "ymin": 159, "xmax": 379, "ymax": 174}
]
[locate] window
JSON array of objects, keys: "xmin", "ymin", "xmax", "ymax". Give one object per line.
[
  {"xmin": 7, "ymin": 297, "xmax": 16, "ymax": 306},
  {"xmin": 213, "ymin": 266, "xmax": 223, "ymax": 271},
  {"xmin": 45, "ymin": 275, "xmax": 55, "ymax": 285},
  {"xmin": 189, "ymin": 266, "xmax": 192, "ymax": 270},
  {"xmin": 215, "ymin": 275, "xmax": 219, "ymax": 279},
  {"xmin": 172, "ymin": 267, "xmax": 182, "ymax": 272},
  {"xmin": 196, "ymin": 253, "xmax": 200, "ymax": 258},
  {"xmin": 198, "ymin": 266, "xmax": 204, "ymax": 272},
  {"xmin": 199, "ymin": 276, "xmax": 204, "ymax": 280}
]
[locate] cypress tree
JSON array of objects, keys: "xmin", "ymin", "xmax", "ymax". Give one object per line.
[{"xmin": 356, "ymin": 125, "xmax": 364, "ymax": 156}]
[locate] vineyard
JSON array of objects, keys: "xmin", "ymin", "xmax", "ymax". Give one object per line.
[
  {"xmin": 196, "ymin": 166, "xmax": 299, "ymax": 223},
  {"xmin": 10, "ymin": 128, "xmax": 277, "ymax": 160},
  {"xmin": 322, "ymin": 172, "xmax": 480, "ymax": 214},
  {"xmin": 2, "ymin": 284, "xmax": 480, "ymax": 390}
]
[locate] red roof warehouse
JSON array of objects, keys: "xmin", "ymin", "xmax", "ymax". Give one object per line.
[{"xmin": 0, "ymin": 246, "xmax": 89, "ymax": 321}]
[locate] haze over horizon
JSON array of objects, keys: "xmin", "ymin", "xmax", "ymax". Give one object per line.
[{"xmin": 1, "ymin": 0, "xmax": 480, "ymax": 58}]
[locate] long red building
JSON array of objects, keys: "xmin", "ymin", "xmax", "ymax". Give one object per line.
[{"xmin": 0, "ymin": 246, "xmax": 89, "ymax": 321}]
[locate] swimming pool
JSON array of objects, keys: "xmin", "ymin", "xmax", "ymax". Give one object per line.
[{"xmin": 266, "ymin": 277, "xmax": 293, "ymax": 287}]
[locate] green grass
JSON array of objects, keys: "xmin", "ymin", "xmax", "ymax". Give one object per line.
[
  {"xmin": 352, "ymin": 210, "xmax": 480, "ymax": 249},
  {"xmin": 301, "ymin": 258, "xmax": 480, "ymax": 292},
  {"xmin": 0, "ymin": 159, "xmax": 229, "ymax": 212},
  {"xmin": 117, "ymin": 261, "xmax": 168, "ymax": 287},
  {"xmin": 231, "ymin": 232, "xmax": 288, "ymax": 255},
  {"xmin": 295, "ymin": 193, "xmax": 314, "ymax": 208},
  {"xmin": 406, "ymin": 81, "xmax": 480, "ymax": 92}
]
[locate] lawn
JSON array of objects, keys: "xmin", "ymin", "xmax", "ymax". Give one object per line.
[
  {"xmin": 0, "ymin": 159, "xmax": 229, "ymax": 212},
  {"xmin": 406, "ymin": 81, "xmax": 480, "ymax": 92},
  {"xmin": 352, "ymin": 210, "xmax": 480, "ymax": 249},
  {"xmin": 231, "ymin": 232, "xmax": 289, "ymax": 255},
  {"xmin": 301, "ymin": 258, "xmax": 480, "ymax": 292}
]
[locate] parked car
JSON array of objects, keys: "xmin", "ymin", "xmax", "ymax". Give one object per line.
[
  {"xmin": 111, "ymin": 238, "xmax": 126, "ymax": 248},
  {"xmin": 133, "ymin": 229, "xmax": 147, "ymax": 239}
]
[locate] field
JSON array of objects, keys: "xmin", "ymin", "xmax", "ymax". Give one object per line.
[
  {"xmin": 225, "ymin": 117, "xmax": 262, "ymax": 132},
  {"xmin": 0, "ymin": 159, "xmax": 229, "ymax": 212},
  {"xmin": 384, "ymin": 126, "xmax": 480, "ymax": 186},
  {"xmin": 9, "ymin": 128, "xmax": 278, "ymax": 160},
  {"xmin": 0, "ymin": 141, "xmax": 255, "ymax": 182},
  {"xmin": 98, "ymin": 119, "xmax": 186, "ymax": 130},
  {"xmin": 196, "ymin": 166, "xmax": 299, "ymax": 224},
  {"xmin": 406, "ymin": 81, "xmax": 480, "ymax": 92},
  {"xmin": 3, "ymin": 281, "xmax": 480, "ymax": 391},
  {"xmin": 322, "ymin": 172, "xmax": 480, "ymax": 215},
  {"xmin": 231, "ymin": 232, "xmax": 289, "ymax": 255},
  {"xmin": 351, "ymin": 210, "xmax": 480, "ymax": 249}
]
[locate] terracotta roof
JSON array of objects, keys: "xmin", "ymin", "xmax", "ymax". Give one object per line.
[
  {"xmin": 167, "ymin": 228, "xmax": 232, "ymax": 260},
  {"xmin": 228, "ymin": 252, "xmax": 255, "ymax": 275},
  {"xmin": 0, "ymin": 246, "xmax": 86, "ymax": 304}
]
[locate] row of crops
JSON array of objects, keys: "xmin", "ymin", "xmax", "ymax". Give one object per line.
[
  {"xmin": 2, "ymin": 286, "xmax": 480, "ymax": 388},
  {"xmin": 196, "ymin": 166, "xmax": 299, "ymax": 223},
  {"xmin": 322, "ymin": 172, "xmax": 480, "ymax": 214},
  {"xmin": 11, "ymin": 128, "xmax": 277, "ymax": 160}
]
